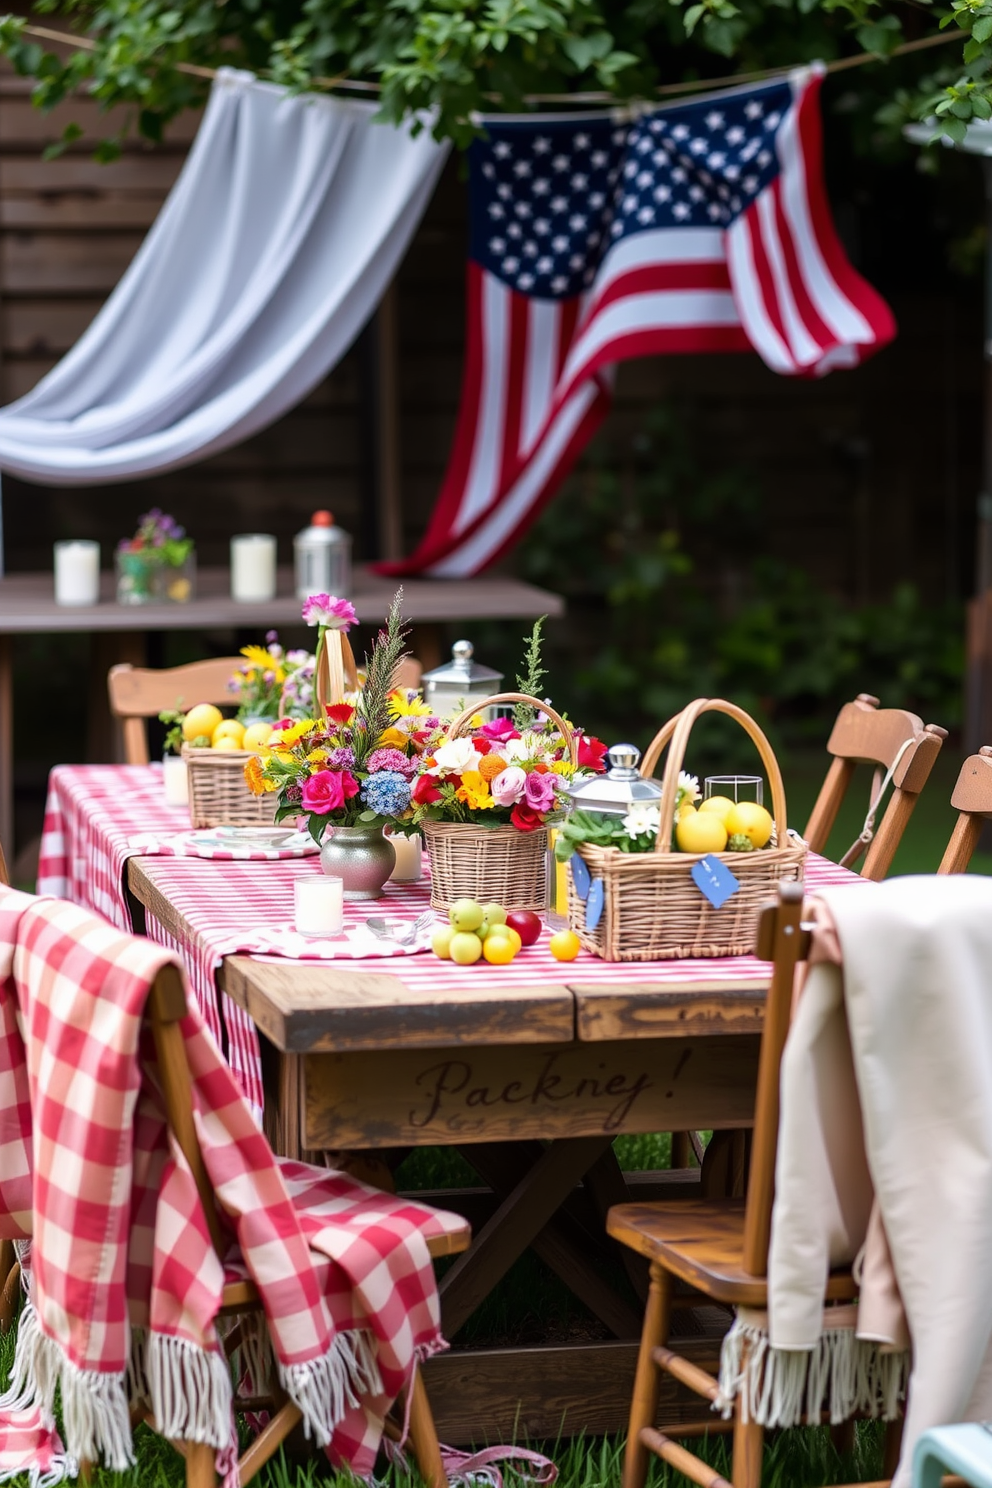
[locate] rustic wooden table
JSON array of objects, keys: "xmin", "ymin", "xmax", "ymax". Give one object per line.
[
  {"xmin": 0, "ymin": 565, "xmax": 563, "ymax": 854},
  {"xmin": 127, "ymin": 852, "xmax": 771, "ymax": 1446}
]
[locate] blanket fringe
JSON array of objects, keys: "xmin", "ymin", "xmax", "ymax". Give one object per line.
[
  {"xmin": 278, "ymin": 1330, "xmax": 382, "ymax": 1447},
  {"xmin": 0, "ymin": 1303, "xmax": 133, "ymax": 1470},
  {"xmin": 715, "ymin": 1315, "xmax": 909, "ymax": 1427},
  {"xmin": 0, "ymin": 1452, "xmax": 80, "ymax": 1488},
  {"xmin": 146, "ymin": 1333, "xmax": 233, "ymax": 1447}
]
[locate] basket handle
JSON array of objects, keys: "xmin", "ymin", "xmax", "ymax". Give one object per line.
[
  {"xmin": 446, "ymin": 693, "xmax": 578, "ymax": 768},
  {"xmin": 640, "ymin": 697, "xmax": 788, "ymax": 854},
  {"xmin": 315, "ymin": 629, "xmax": 359, "ymax": 720}
]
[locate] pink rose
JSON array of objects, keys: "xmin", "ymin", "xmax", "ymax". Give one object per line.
[
  {"xmin": 480, "ymin": 717, "xmax": 520, "ymax": 744},
  {"xmin": 491, "ymin": 766, "xmax": 527, "ymax": 806},
  {"xmin": 524, "ymin": 771, "xmax": 559, "ymax": 814},
  {"xmin": 301, "ymin": 769, "xmax": 360, "ymax": 814},
  {"xmin": 301, "ymin": 594, "xmax": 358, "ymax": 631}
]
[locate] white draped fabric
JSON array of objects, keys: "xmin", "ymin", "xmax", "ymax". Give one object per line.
[{"xmin": 0, "ymin": 69, "xmax": 448, "ymax": 483}]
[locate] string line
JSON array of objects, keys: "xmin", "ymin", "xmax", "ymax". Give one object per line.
[{"xmin": 16, "ymin": 19, "xmax": 962, "ymax": 103}]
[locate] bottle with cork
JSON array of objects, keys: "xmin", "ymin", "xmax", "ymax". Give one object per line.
[{"xmin": 294, "ymin": 510, "xmax": 352, "ymax": 600}]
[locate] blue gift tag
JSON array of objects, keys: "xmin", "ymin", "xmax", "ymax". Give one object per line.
[
  {"xmin": 571, "ymin": 854, "xmax": 592, "ymax": 901},
  {"xmin": 691, "ymin": 853, "xmax": 740, "ymax": 909},
  {"xmin": 585, "ymin": 877, "xmax": 605, "ymax": 931}
]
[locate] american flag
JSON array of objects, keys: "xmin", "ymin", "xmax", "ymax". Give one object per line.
[{"xmin": 383, "ymin": 66, "xmax": 895, "ymax": 578}]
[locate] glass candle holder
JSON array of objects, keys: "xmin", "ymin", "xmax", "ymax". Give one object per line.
[
  {"xmin": 703, "ymin": 775, "xmax": 764, "ymax": 806},
  {"xmin": 294, "ymin": 875, "xmax": 344, "ymax": 937},
  {"xmin": 163, "ymin": 754, "xmax": 189, "ymax": 807},
  {"xmin": 386, "ymin": 829, "xmax": 422, "ymax": 883},
  {"xmin": 54, "ymin": 540, "xmax": 100, "ymax": 606}
]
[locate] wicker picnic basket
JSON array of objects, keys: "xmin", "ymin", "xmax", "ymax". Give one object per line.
[
  {"xmin": 422, "ymin": 692, "xmax": 577, "ymax": 913},
  {"xmin": 567, "ymin": 697, "xmax": 806, "ymax": 961},
  {"xmin": 182, "ymin": 745, "xmax": 280, "ymax": 829},
  {"xmin": 181, "ymin": 630, "xmax": 361, "ymax": 830}
]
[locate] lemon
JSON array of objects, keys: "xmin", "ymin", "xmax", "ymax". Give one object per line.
[
  {"xmin": 675, "ymin": 811, "xmax": 728, "ymax": 854},
  {"xmin": 242, "ymin": 721, "xmax": 275, "ymax": 752},
  {"xmin": 182, "ymin": 703, "xmax": 223, "ymax": 743},
  {"xmin": 212, "ymin": 719, "xmax": 245, "ymax": 749},
  {"xmin": 698, "ymin": 795, "xmax": 736, "ymax": 824},
  {"xmin": 212, "ymin": 736, "xmax": 241, "ymax": 752},
  {"xmin": 431, "ymin": 926, "xmax": 456, "ymax": 960},
  {"xmin": 725, "ymin": 801, "xmax": 774, "ymax": 849}
]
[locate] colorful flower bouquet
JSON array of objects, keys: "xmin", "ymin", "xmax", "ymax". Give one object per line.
[
  {"xmin": 244, "ymin": 590, "xmax": 434, "ymax": 845},
  {"xmin": 115, "ymin": 509, "xmax": 195, "ymax": 604},
  {"xmin": 408, "ymin": 695, "xmax": 608, "ymax": 913},
  {"xmin": 228, "ymin": 632, "xmax": 315, "ymax": 723}
]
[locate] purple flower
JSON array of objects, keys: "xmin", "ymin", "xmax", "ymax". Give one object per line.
[
  {"xmin": 523, "ymin": 772, "xmax": 558, "ymax": 814},
  {"xmin": 366, "ymin": 747, "xmax": 414, "ymax": 777},
  {"xmin": 328, "ymin": 746, "xmax": 356, "ymax": 770},
  {"xmin": 265, "ymin": 630, "xmax": 279, "ymax": 645},
  {"xmin": 285, "ymin": 782, "xmax": 304, "ymax": 803},
  {"xmin": 301, "ymin": 593, "xmax": 357, "ymax": 631},
  {"xmin": 480, "ymin": 717, "xmax": 520, "ymax": 744}
]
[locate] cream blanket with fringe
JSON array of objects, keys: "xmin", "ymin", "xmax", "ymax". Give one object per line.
[{"xmin": 717, "ymin": 874, "xmax": 992, "ymax": 1488}]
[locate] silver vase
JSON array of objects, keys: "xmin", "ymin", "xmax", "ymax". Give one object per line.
[{"xmin": 319, "ymin": 824, "xmax": 395, "ymax": 900}]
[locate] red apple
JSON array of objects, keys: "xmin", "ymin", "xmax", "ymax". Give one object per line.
[{"xmin": 505, "ymin": 909, "xmax": 542, "ymax": 947}]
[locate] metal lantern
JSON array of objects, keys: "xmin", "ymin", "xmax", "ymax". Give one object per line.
[
  {"xmin": 566, "ymin": 743, "xmax": 664, "ymax": 815},
  {"xmin": 421, "ymin": 640, "xmax": 504, "ymax": 720}
]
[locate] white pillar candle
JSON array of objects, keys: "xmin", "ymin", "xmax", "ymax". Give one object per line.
[
  {"xmin": 294, "ymin": 875, "xmax": 344, "ymax": 936},
  {"xmin": 163, "ymin": 754, "xmax": 189, "ymax": 807},
  {"xmin": 231, "ymin": 534, "xmax": 277, "ymax": 602},
  {"xmin": 388, "ymin": 831, "xmax": 422, "ymax": 883},
  {"xmin": 54, "ymin": 540, "xmax": 100, "ymax": 606}
]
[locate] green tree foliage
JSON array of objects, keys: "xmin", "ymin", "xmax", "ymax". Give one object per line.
[{"xmin": 0, "ymin": 0, "xmax": 983, "ymax": 155}]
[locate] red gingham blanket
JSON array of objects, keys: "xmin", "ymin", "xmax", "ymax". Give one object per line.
[
  {"xmin": 37, "ymin": 765, "xmax": 862, "ymax": 1120},
  {"xmin": 0, "ymin": 886, "xmax": 461, "ymax": 1485}
]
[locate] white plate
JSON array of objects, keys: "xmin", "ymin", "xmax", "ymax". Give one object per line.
[{"xmin": 211, "ymin": 826, "xmax": 298, "ymax": 847}]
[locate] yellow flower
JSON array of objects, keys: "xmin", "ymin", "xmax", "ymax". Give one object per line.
[
  {"xmin": 306, "ymin": 748, "xmax": 329, "ymax": 763},
  {"xmin": 456, "ymin": 771, "xmax": 495, "ymax": 810},
  {"xmin": 550, "ymin": 761, "xmax": 574, "ymax": 776},
  {"xmin": 388, "ymin": 689, "xmax": 433, "ymax": 720},
  {"xmin": 240, "ymin": 644, "xmax": 274, "ymax": 669},
  {"xmin": 376, "ymin": 727, "xmax": 409, "ymax": 750},
  {"xmin": 278, "ymin": 719, "xmax": 319, "ymax": 746}
]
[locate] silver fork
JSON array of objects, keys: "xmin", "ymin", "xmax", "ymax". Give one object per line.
[{"xmin": 365, "ymin": 910, "xmax": 433, "ymax": 946}]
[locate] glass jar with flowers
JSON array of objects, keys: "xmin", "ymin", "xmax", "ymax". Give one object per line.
[
  {"xmin": 244, "ymin": 589, "xmax": 424, "ymax": 899},
  {"xmin": 115, "ymin": 509, "xmax": 195, "ymax": 604}
]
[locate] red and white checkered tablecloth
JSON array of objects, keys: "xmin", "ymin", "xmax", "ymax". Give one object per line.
[{"xmin": 37, "ymin": 763, "xmax": 864, "ymax": 1117}]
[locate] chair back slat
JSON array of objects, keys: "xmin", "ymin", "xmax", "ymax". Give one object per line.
[
  {"xmin": 803, "ymin": 693, "xmax": 947, "ymax": 877},
  {"xmin": 741, "ymin": 882, "xmax": 808, "ymax": 1277},
  {"xmin": 0, "ymin": 842, "xmax": 8, "ymax": 886},
  {"xmin": 938, "ymin": 746, "xmax": 992, "ymax": 875},
  {"xmin": 147, "ymin": 963, "xmax": 226, "ymax": 1258},
  {"xmin": 108, "ymin": 659, "xmax": 242, "ymax": 765}
]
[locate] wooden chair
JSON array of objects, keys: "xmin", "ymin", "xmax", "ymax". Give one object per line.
[
  {"xmin": 607, "ymin": 883, "xmax": 900, "ymax": 1488},
  {"xmin": 938, "ymin": 745, "xmax": 992, "ymax": 874},
  {"xmin": 142, "ymin": 960, "xmax": 470, "ymax": 1488},
  {"xmin": 108, "ymin": 658, "xmax": 242, "ymax": 765},
  {"xmin": 803, "ymin": 694, "xmax": 947, "ymax": 880}
]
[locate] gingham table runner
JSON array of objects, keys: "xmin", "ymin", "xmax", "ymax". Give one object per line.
[{"xmin": 37, "ymin": 764, "xmax": 862, "ymax": 1115}]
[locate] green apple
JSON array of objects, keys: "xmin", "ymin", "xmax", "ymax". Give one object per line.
[
  {"xmin": 431, "ymin": 925, "xmax": 456, "ymax": 960},
  {"xmin": 449, "ymin": 931, "xmax": 484, "ymax": 965},
  {"xmin": 481, "ymin": 902, "xmax": 507, "ymax": 926},
  {"xmin": 449, "ymin": 898, "xmax": 485, "ymax": 932}
]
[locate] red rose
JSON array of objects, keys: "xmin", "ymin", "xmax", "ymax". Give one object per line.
[
  {"xmin": 510, "ymin": 802, "xmax": 544, "ymax": 832},
  {"xmin": 577, "ymin": 735, "xmax": 608, "ymax": 773},
  {"xmin": 474, "ymin": 737, "xmax": 492, "ymax": 755},
  {"xmin": 301, "ymin": 769, "xmax": 360, "ymax": 814},
  {"xmin": 412, "ymin": 774, "xmax": 443, "ymax": 806}
]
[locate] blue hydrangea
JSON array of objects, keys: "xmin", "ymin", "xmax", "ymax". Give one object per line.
[{"xmin": 361, "ymin": 770, "xmax": 411, "ymax": 816}]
